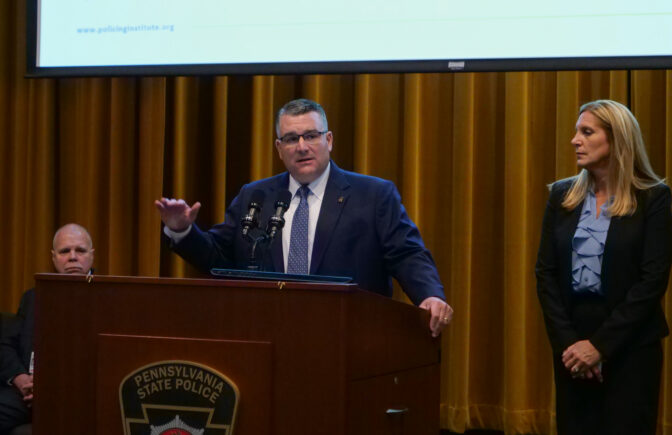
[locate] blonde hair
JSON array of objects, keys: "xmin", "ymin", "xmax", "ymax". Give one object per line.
[{"xmin": 561, "ymin": 99, "xmax": 663, "ymax": 216}]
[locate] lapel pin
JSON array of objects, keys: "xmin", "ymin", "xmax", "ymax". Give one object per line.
[{"xmin": 338, "ymin": 196, "xmax": 344, "ymax": 204}]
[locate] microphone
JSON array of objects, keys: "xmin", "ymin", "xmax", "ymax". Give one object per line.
[
  {"xmin": 266, "ymin": 190, "xmax": 292, "ymax": 240},
  {"xmin": 241, "ymin": 189, "xmax": 266, "ymax": 236}
]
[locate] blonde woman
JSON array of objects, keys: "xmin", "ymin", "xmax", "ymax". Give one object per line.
[{"xmin": 536, "ymin": 100, "xmax": 671, "ymax": 434}]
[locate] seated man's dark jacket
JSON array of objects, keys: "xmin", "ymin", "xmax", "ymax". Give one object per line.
[
  {"xmin": 170, "ymin": 162, "xmax": 444, "ymax": 305},
  {"xmin": 0, "ymin": 289, "xmax": 33, "ymax": 386}
]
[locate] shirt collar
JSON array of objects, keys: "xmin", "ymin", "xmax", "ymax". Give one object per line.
[
  {"xmin": 288, "ymin": 162, "xmax": 330, "ymax": 201},
  {"xmin": 586, "ymin": 189, "xmax": 611, "ymax": 215}
]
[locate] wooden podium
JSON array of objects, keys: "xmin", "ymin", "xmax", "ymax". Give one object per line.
[{"xmin": 33, "ymin": 274, "xmax": 440, "ymax": 435}]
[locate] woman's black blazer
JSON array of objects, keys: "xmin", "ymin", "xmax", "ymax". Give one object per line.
[{"xmin": 536, "ymin": 178, "xmax": 671, "ymax": 359}]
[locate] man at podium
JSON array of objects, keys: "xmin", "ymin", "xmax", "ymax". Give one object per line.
[
  {"xmin": 0, "ymin": 224, "xmax": 95, "ymax": 434},
  {"xmin": 155, "ymin": 98, "xmax": 452, "ymax": 337}
]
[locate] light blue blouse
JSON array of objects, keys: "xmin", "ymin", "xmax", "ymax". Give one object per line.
[{"xmin": 571, "ymin": 191, "xmax": 611, "ymax": 295}]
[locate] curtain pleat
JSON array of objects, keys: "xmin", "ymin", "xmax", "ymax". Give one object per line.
[
  {"xmin": 210, "ymin": 77, "xmax": 229, "ymax": 226},
  {"xmin": 250, "ymin": 76, "xmax": 279, "ymax": 181},
  {"xmin": 1, "ymin": 1, "xmax": 671, "ymax": 433},
  {"xmin": 136, "ymin": 77, "xmax": 167, "ymax": 277}
]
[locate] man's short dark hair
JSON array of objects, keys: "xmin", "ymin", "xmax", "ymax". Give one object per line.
[{"xmin": 275, "ymin": 98, "xmax": 329, "ymax": 136}]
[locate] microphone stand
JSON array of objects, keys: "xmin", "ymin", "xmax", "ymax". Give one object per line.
[
  {"xmin": 243, "ymin": 228, "xmax": 269, "ymax": 271},
  {"xmin": 244, "ymin": 227, "xmax": 282, "ymax": 271}
]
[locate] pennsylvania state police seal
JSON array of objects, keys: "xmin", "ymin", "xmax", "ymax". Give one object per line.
[{"xmin": 119, "ymin": 360, "xmax": 239, "ymax": 435}]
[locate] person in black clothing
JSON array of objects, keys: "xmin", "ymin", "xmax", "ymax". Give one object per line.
[
  {"xmin": 536, "ymin": 100, "xmax": 671, "ymax": 434},
  {"xmin": 0, "ymin": 224, "xmax": 94, "ymax": 434}
]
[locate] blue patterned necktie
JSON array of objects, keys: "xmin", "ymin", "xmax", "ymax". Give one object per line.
[{"xmin": 287, "ymin": 185, "xmax": 310, "ymax": 274}]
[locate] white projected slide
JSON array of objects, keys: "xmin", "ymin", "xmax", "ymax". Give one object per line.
[{"xmin": 34, "ymin": 0, "xmax": 672, "ymax": 69}]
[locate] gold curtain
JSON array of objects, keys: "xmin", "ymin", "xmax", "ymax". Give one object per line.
[{"xmin": 1, "ymin": 1, "xmax": 671, "ymax": 433}]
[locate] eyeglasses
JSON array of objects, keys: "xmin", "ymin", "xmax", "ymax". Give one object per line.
[{"xmin": 277, "ymin": 130, "xmax": 328, "ymax": 146}]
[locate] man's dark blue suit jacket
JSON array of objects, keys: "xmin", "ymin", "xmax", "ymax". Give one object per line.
[{"xmin": 171, "ymin": 162, "xmax": 445, "ymax": 305}]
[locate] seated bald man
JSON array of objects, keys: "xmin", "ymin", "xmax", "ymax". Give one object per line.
[{"xmin": 0, "ymin": 224, "xmax": 94, "ymax": 434}]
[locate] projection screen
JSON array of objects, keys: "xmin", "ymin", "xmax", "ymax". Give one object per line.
[{"xmin": 27, "ymin": 0, "xmax": 672, "ymax": 77}]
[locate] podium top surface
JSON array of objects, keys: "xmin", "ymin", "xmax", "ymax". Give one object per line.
[
  {"xmin": 34, "ymin": 272, "xmax": 361, "ymax": 293},
  {"xmin": 210, "ymin": 268, "xmax": 353, "ymax": 284}
]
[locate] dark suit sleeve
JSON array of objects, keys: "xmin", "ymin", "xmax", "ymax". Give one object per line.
[
  {"xmin": 590, "ymin": 185, "xmax": 672, "ymax": 359},
  {"xmin": 0, "ymin": 292, "xmax": 31, "ymax": 384},
  {"xmin": 375, "ymin": 180, "xmax": 445, "ymax": 305},
  {"xmin": 170, "ymin": 189, "xmax": 245, "ymax": 274},
  {"xmin": 536, "ymin": 184, "xmax": 579, "ymax": 354}
]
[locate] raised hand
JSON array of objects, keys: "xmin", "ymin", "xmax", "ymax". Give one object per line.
[{"xmin": 154, "ymin": 198, "xmax": 202, "ymax": 232}]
